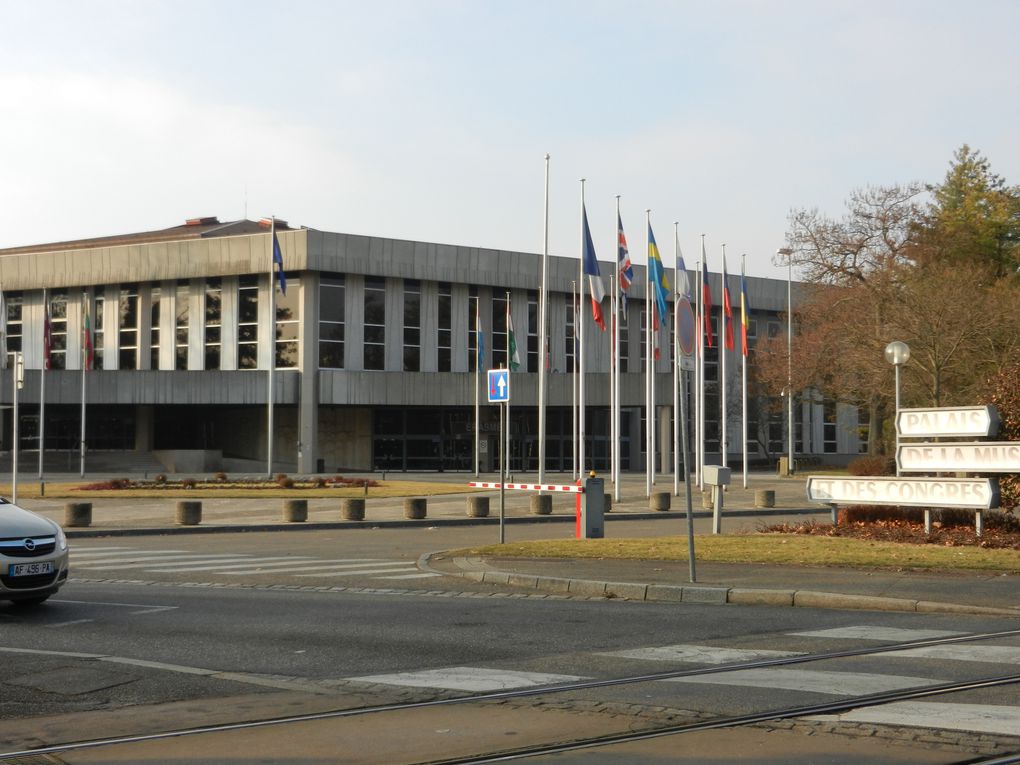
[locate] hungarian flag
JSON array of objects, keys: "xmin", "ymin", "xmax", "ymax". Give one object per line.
[
  {"xmin": 740, "ymin": 262, "xmax": 750, "ymax": 357},
  {"xmin": 507, "ymin": 304, "xmax": 521, "ymax": 371}
]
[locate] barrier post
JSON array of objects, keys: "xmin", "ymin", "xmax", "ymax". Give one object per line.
[
  {"xmin": 579, "ymin": 474, "xmax": 604, "ymax": 539},
  {"xmin": 574, "ymin": 478, "xmax": 582, "ymax": 538}
]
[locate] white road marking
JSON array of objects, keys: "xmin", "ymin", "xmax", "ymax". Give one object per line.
[
  {"xmin": 292, "ymin": 566, "xmax": 418, "ymax": 578},
  {"xmin": 885, "ymin": 644, "xmax": 1020, "ymax": 664},
  {"xmin": 811, "ymin": 701, "xmax": 1020, "ymax": 736},
  {"xmin": 789, "ymin": 626, "xmax": 966, "ymax": 642},
  {"xmin": 376, "ymin": 573, "xmax": 442, "ymax": 580},
  {"xmin": 46, "ymin": 619, "xmax": 95, "ymax": 628},
  {"xmin": 351, "ymin": 666, "xmax": 585, "ymax": 692},
  {"xmin": 142, "ymin": 557, "xmax": 317, "ymax": 572},
  {"xmin": 80, "ymin": 556, "xmax": 262, "ymax": 570},
  {"xmin": 598, "ymin": 645, "xmax": 801, "ymax": 664},
  {"xmin": 179, "ymin": 560, "xmax": 387, "ymax": 574},
  {"xmin": 70, "ymin": 550, "xmax": 193, "ymax": 561},
  {"xmin": 665, "ymin": 668, "xmax": 939, "ymax": 696},
  {"xmin": 50, "ymin": 599, "xmax": 179, "ymax": 615}
]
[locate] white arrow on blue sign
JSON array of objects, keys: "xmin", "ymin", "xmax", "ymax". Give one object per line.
[{"xmin": 487, "ymin": 369, "xmax": 510, "ymax": 403}]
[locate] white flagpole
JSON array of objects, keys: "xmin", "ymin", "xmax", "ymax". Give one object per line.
[
  {"xmin": 267, "ymin": 217, "xmax": 276, "ymax": 478},
  {"xmin": 673, "ymin": 223, "xmax": 681, "ymax": 497},
  {"xmin": 578, "ymin": 180, "xmax": 586, "ymax": 476},
  {"xmin": 39, "ymin": 288, "xmax": 47, "ymax": 481},
  {"xmin": 645, "ymin": 210, "xmax": 653, "ymax": 497},
  {"xmin": 571, "ymin": 280, "xmax": 578, "ymax": 479},
  {"xmin": 505, "ymin": 290, "xmax": 511, "ymax": 476},
  {"xmin": 80, "ymin": 291, "xmax": 88, "ymax": 478},
  {"xmin": 474, "ymin": 298, "xmax": 480, "ymax": 477},
  {"xmin": 741, "ymin": 254, "xmax": 749, "ymax": 489},
  {"xmin": 612, "ymin": 196, "xmax": 621, "ymax": 501},
  {"xmin": 721, "ymin": 246, "xmax": 728, "ymax": 474},
  {"xmin": 538, "ymin": 154, "xmax": 549, "ymax": 483}
]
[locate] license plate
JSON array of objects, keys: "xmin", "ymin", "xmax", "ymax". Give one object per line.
[{"xmin": 8, "ymin": 562, "xmax": 54, "ymax": 577}]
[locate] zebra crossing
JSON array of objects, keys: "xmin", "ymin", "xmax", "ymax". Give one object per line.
[
  {"xmin": 69, "ymin": 546, "xmax": 441, "ymax": 581},
  {"xmin": 348, "ymin": 625, "xmax": 1020, "ymax": 737}
]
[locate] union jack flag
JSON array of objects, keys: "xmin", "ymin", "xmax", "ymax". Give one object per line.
[{"xmin": 617, "ymin": 213, "xmax": 633, "ymax": 313}]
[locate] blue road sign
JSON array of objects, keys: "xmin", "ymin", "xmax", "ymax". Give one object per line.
[{"xmin": 487, "ymin": 369, "xmax": 510, "ymax": 403}]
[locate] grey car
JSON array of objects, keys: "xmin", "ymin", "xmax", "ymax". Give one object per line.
[{"xmin": 0, "ymin": 498, "xmax": 69, "ymax": 606}]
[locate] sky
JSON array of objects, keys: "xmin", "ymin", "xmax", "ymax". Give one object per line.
[{"xmin": 1, "ymin": 0, "xmax": 1018, "ymax": 280}]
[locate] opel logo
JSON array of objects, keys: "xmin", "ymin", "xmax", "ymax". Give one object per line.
[{"xmin": 23, "ymin": 539, "xmax": 35, "ymax": 551}]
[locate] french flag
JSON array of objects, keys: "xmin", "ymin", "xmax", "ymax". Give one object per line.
[{"xmin": 582, "ymin": 204, "xmax": 606, "ymax": 331}]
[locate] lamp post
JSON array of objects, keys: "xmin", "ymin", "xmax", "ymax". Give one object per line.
[
  {"xmin": 777, "ymin": 248, "xmax": 794, "ymax": 474},
  {"xmin": 884, "ymin": 341, "xmax": 911, "ymax": 476}
]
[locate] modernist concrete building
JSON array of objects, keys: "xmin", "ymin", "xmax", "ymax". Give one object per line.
[{"xmin": 0, "ymin": 217, "xmax": 865, "ymax": 474}]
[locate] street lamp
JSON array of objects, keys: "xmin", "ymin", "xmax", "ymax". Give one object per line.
[
  {"xmin": 884, "ymin": 341, "xmax": 911, "ymax": 476},
  {"xmin": 777, "ymin": 248, "xmax": 794, "ymax": 475}
]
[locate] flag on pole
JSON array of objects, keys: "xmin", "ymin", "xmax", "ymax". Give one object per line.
[
  {"xmin": 272, "ymin": 231, "xmax": 287, "ymax": 295},
  {"xmin": 676, "ymin": 241, "xmax": 692, "ymax": 300},
  {"xmin": 740, "ymin": 261, "xmax": 750, "ymax": 357},
  {"xmin": 647, "ymin": 223, "xmax": 669, "ymax": 321},
  {"xmin": 43, "ymin": 302, "xmax": 52, "ymax": 370},
  {"xmin": 722, "ymin": 255, "xmax": 735, "ymax": 352},
  {"xmin": 651, "ymin": 303, "xmax": 661, "ymax": 360},
  {"xmin": 507, "ymin": 303, "xmax": 521, "ymax": 371},
  {"xmin": 617, "ymin": 214, "xmax": 633, "ymax": 314},
  {"xmin": 83, "ymin": 299, "xmax": 94, "ymax": 371},
  {"xmin": 701, "ymin": 258, "xmax": 714, "ymax": 348},
  {"xmin": 581, "ymin": 205, "xmax": 606, "ymax": 331}
]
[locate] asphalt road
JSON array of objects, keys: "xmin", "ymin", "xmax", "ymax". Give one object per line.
[{"xmin": 2, "ymin": 527, "xmax": 1020, "ymax": 763}]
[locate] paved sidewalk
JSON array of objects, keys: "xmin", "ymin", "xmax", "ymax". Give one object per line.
[{"xmin": 9, "ymin": 470, "xmax": 1020, "ymax": 617}]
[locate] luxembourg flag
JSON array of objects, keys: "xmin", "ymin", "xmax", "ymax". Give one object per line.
[{"xmin": 582, "ymin": 204, "xmax": 606, "ymax": 331}]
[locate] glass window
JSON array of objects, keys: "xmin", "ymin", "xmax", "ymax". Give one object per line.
[
  {"xmin": 319, "ymin": 275, "xmax": 345, "ymax": 369},
  {"xmin": 5, "ymin": 293, "xmax": 22, "ymax": 368},
  {"xmin": 47, "ymin": 291, "xmax": 68, "ymax": 370},
  {"xmin": 527, "ymin": 290, "xmax": 538, "ymax": 373},
  {"xmin": 174, "ymin": 282, "xmax": 189, "ymax": 370},
  {"xmin": 437, "ymin": 282, "xmax": 451, "ymax": 372},
  {"xmin": 403, "ymin": 279, "xmax": 420, "ymax": 372},
  {"xmin": 237, "ymin": 275, "xmax": 258, "ymax": 370},
  {"xmin": 363, "ymin": 276, "xmax": 385, "ymax": 371},
  {"xmin": 204, "ymin": 278, "xmax": 221, "ymax": 370},
  {"xmin": 94, "ymin": 294, "xmax": 105, "ymax": 370},
  {"xmin": 824, "ymin": 400, "xmax": 837, "ymax": 454},
  {"xmin": 150, "ymin": 286, "xmax": 161, "ymax": 369},
  {"xmin": 119, "ymin": 285, "xmax": 139, "ymax": 370},
  {"xmin": 274, "ymin": 278, "xmax": 300, "ymax": 368},
  {"xmin": 468, "ymin": 288, "xmax": 480, "ymax": 373},
  {"xmin": 491, "ymin": 292, "xmax": 508, "ymax": 369}
]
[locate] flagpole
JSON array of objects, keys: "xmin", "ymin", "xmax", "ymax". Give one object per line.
[
  {"xmin": 673, "ymin": 223, "xmax": 681, "ymax": 497},
  {"xmin": 80, "ymin": 290, "xmax": 88, "ymax": 478},
  {"xmin": 645, "ymin": 210, "xmax": 653, "ymax": 497},
  {"xmin": 571, "ymin": 280, "xmax": 577, "ymax": 479},
  {"xmin": 505, "ymin": 290, "xmax": 511, "ymax": 476},
  {"xmin": 741, "ymin": 254, "xmax": 749, "ymax": 489},
  {"xmin": 474, "ymin": 298, "xmax": 480, "ymax": 478},
  {"xmin": 612, "ymin": 196, "xmax": 621, "ymax": 502},
  {"xmin": 267, "ymin": 217, "xmax": 276, "ymax": 479},
  {"xmin": 39, "ymin": 288, "xmax": 47, "ymax": 481},
  {"xmin": 538, "ymin": 154, "xmax": 549, "ymax": 483},
  {"xmin": 578, "ymin": 179, "xmax": 586, "ymax": 476},
  {"xmin": 721, "ymin": 245, "xmax": 728, "ymax": 476}
]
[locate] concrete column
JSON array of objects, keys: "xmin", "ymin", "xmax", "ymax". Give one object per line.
[{"xmin": 298, "ymin": 273, "xmax": 319, "ymax": 474}]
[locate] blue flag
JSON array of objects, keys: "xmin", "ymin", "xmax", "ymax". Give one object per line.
[{"xmin": 273, "ymin": 232, "xmax": 287, "ymax": 295}]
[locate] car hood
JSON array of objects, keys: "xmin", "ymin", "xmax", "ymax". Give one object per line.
[{"xmin": 0, "ymin": 503, "xmax": 59, "ymax": 538}]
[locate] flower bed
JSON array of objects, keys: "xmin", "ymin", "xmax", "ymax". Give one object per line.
[{"xmin": 75, "ymin": 475, "xmax": 381, "ymax": 491}]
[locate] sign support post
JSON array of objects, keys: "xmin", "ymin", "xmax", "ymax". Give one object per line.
[{"xmin": 487, "ymin": 368, "xmax": 511, "ymax": 544}]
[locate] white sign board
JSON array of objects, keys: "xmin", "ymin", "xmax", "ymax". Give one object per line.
[
  {"xmin": 806, "ymin": 476, "xmax": 998, "ymax": 510},
  {"xmin": 897, "ymin": 442, "xmax": 1020, "ymax": 473},
  {"xmin": 897, "ymin": 406, "xmax": 999, "ymax": 439}
]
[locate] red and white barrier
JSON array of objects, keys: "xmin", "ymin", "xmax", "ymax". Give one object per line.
[{"xmin": 468, "ymin": 482, "xmax": 584, "ymax": 493}]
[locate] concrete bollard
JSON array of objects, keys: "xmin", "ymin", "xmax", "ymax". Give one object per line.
[
  {"xmin": 341, "ymin": 498, "xmax": 365, "ymax": 521},
  {"xmin": 404, "ymin": 497, "xmax": 427, "ymax": 519},
  {"xmin": 702, "ymin": 491, "xmax": 714, "ymax": 510},
  {"xmin": 649, "ymin": 492, "xmax": 671, "ymax": 512},
  {"xmin": 530, "ymin": 494, "xmax": 552, "ymax": 515},
  {"xmin": 755, "ymin": 489, "xmax": 776, "ymax": 508},
  {"xmin": 64, "ymin": 502, "xmax": 92, "ymax": 528},
  {"xmin": 466, "ymin": 496, "xmax": 490, "ymax": 518},
  {"xmin": 282, "ymin": 499, "xmax": 308, "ymax": 522},
  {"xmin": 176, "ymin": 500, "xmax": 202, "ymax": 526},
  {"xmin": 604, "ymin": 494, "xmax": 612, "ymax": 514}
]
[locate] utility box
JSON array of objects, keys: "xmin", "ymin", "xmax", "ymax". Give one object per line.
[
  {"xmin": 579, "ymin": 477, "xmax": 605, "ymax": 539},
  {"xmin": 703, "ymin": 465, "xmax": 731, "ymax": 487}
]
